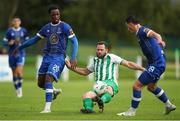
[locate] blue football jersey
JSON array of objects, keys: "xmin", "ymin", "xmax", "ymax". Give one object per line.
[
  {"xmin": 5, "ymin": 27, "xmax": 28, "ymax": 56},
  {"xmin": 36, "ymin": 21, "xmax": 75, "ymax": 55},
  {"xmin": 136, "ymin": 26, "xmax": 165, "ymax": 67}
]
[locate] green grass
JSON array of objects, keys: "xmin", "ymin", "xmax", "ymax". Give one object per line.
[
  {"xmin": 0, "ymin": 46, "xmax": 179, "ymax": 120},
  {"xmin": 0, "ymin": 79, "xmax": 179, "ymax": 120}
]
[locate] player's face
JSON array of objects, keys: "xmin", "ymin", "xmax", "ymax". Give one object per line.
[
  {"xmin": 12, "ymin": 18, "xmax": 21, "ymax": 28},
  {"xmin": 126, "ymin": 23, "xmax": 137, "ymax": 33},
  {"xmin": 96, "ymin": 44, "xmax": 108, "ymax": 58},
  {"xmin": 50, "ymin": 9, "xmax": 60, "ymax": 24}
]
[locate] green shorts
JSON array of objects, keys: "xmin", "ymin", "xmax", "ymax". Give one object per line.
[
  {"xmin": 93, "ymin": 79, "xmax": 119, "ymax": 96},
  {"xmin": 103, "ymin": 79, "xmax": 119, "ymax": 95}
]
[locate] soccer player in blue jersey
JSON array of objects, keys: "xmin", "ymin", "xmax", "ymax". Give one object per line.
[
  {"xmin": 117, "ymin": 15, "xmax": 176, "ymax": 116},
  {"xmin": 3, "ymin": 17, "xmax": 28, "ymax": 98},
  {"xmin": 13, "ymin": 5, "xmax": 78, "ymax": 113}
]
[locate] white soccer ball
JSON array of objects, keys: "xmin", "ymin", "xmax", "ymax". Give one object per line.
[{"xmin": 93, "ymin": 81, "xmax": 108, "ymax": 95}]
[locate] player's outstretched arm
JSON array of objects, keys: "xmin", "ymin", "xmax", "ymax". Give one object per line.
[
  {"xmin": 65, "ymin": 60, "xmax": 91, "ymax": 76},
  {"xmin": 121, "ymin": 60, "xmax": 145, "ymax": 71},
  {"xmin": 11, "ymin": 35, "xmax": 41, "ymax": 55},
  {"xmin": 69, "ymin": 36, "xmax": 78, "ymax": 69},
  {"xmin": 18, "ymin": 35, "xmax": 41, "ymax": 50}
]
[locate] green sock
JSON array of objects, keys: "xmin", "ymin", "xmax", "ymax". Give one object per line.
[
  {"xmin": 83, "ymin": 98, "xmax": 93, "ymax": 110},
  {"xmin": 101, "ymin": 93, "xmax": 112, "ymax": 103}
]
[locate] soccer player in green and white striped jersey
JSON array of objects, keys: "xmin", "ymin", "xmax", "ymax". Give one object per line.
[{"xmin": 66, "ymin": 41, "xmax": 145, "ymax": 113}]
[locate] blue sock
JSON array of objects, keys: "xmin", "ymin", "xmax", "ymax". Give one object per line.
[
  {"xmin": 45, "ymin": 82, "xmax": 53, "ymax": 102},
  {"xmin": 13, "ymin": 77, "xmax": 19, "ymax": 89},
  {"xmin": 151, "ymin": 87, "xmax": 168, "ymax": 103},
  {"xmin": 131, "ymin": 89, "xmax": 142, "ymax": 109},
  {"xmin": 17, "ymin": 77, "xmax": 23, "ymax": 88}
]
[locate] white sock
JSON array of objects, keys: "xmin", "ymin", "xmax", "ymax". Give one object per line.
[
  {"xmin": 44, "ymin": 102, "xmax": 51, "ymax": 110},
  {"xmin": 165, "ymin": 100, "xmax": 172, "ymax": 107}
]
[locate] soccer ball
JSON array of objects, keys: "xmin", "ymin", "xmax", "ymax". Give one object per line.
[{"xmin": 93, "ymin": 81, "xmax": 108, "ymax": 95}]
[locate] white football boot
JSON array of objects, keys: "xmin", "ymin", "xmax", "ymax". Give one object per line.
[
  {"xmin": 164, "ymin": 104, "xmax": 176, "ymax": 115},
  {"xmin": 117, "ymin": 107, "xmax": 136, "ymax": 116},
  {"xmin": 40, "ymin": 109, "xmax": 51, "ymax": 113}
]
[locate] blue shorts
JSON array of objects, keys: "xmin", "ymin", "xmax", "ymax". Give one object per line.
[
  {"xmin": 138, "ymin": 65, "xmax": 165, "ymax": 85},
  {"xmin": 38, "ymin": 54, "xmax": 65, "ymax": 82},
  {"xmin": 9, "ymin": 55, "xmax": 25, "ymax": 69}
]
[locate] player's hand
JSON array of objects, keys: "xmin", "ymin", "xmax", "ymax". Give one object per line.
[
  {"xmin": 142, "ymin": 67, "xmax": 146, "ymax": 72},
  {"xmin": 65, "ymin": 60, "xmax": 71, "ymax": 69},
  {"xmin": 14, "ymin": 39, "xmax": 20, "ymax": 45},
  {"xmin": 8, "ymin": 40, "xmax": 15, "ymax": 45},
  {"xmin": 70, "ymin": 59, "xmax": 77, "ymax": 69},
  {"xmin": 159, "ymin": 40, "xmax": 166, "ymax": 48}
]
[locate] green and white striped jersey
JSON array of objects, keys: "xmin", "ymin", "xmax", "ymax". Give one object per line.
[{"xmin": 87, "ymin": 53, "xmax": 124, "ymax": 86}]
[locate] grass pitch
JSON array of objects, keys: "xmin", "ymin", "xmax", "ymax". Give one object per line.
[{"xmin": 0, "ymin": 79, "xmax": 179, "ymax": 120}]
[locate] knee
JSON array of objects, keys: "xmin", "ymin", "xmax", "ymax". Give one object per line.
[
  {"xmin": 133, "ymin": 80, "xmax": 143, "ymax": 91},
  {"xmin": 82, "ymin": 92, "xmax": 96, "ymax": 100},
  {"xmin": 45, "ymin": 74, "xmax": 54, "ymax": 83},
  {"xmin": 147, "ymin": 86, "xmax": 156, "ymax": 92},
  {"xmin": 37, "ymin": 81, "xmax": 44, "ymax": 89},
  {"xmin": 133, "ymin": 84, "xmax": 141, "ymax": 91}
]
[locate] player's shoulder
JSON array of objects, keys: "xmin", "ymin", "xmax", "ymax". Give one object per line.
[
  {"xmin": 20, "ymin": 27, "xmax": 28, "ymax": 32},
  {"xmin": 107, "ymin": 53, "xmax": 119, "ymax": 58},
  {"xmin": 140, "ymin": 26, "xmax": 151, "ymax": 34},
  {"xmin": 60, "ymin": 21, "xmax": 70, "ymax": 26},
  {"xmin": 107, "ymin": 53, "xmax": 123, "ymax": 60},
  {"xmin": 41, "ymin": 23, "xmax": 51, "ymax": 29},
  {"xmin": 7, "ymin": 27, "xmax": 13, "ymax": 32}
]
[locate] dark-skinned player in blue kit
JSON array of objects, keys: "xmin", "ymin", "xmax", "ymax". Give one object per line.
[{"xmin": 13, "ymin": 5, "xmax": 78, "ymax": 113}]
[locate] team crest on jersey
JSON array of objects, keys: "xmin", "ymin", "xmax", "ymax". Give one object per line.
[{"xmin": 50, "ymin": 33, "xmax": 59, "ymax": 44}]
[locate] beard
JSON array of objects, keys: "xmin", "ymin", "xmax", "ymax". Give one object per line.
[{"xmin": 97, "ymin": 53, "xmax": 106, "ymax": 59}]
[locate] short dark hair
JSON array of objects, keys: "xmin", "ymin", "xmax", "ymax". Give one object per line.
[
  {"xmin": 48, "ymin": 5, "xmax": 59, "ymax": 14},
  {"xmin": 97, "ymin": 41, "xmax": 109, "ymax": 49},
  {"xmin": 125, "ymin": 15, "xmax": 139, "ymax": 24}
]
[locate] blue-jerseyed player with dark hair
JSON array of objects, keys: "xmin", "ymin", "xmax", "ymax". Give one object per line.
[
  {"xmin": 3, "ymin": 17, "xmax": 29, "ymax": 98},
  {"xmin": 13, "ymin": 5, "xmax": 78, "ymax": 113},
  {"xmin": 117, "ymin": 15, "xmax": 176, "ymax": 116}
]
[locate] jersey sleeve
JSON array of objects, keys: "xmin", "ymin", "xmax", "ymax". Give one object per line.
[
  {"xmin": 109, "ymin": 54, "xmax": 124, "ymax": 64},
  {"xmin": 140, "ymin": 27, "xmax": 152, "ymax": 37},
  {"xmin": 36, "ymin": 25, "xmax": 48, "ymax": 39},
  {"xmin": 63, "ymin": 23, "xmax": 75, "ymax": 39},
  {"xmin": 87, "ymin": 57, "xmax": 95, "ymax": 72}
]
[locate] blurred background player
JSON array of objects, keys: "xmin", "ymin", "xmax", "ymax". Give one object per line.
[
  {"xmin": 117, "ymin": 15, "xmax": 176, "ymax": 116},
  {"xmin": 66, "ymin": 41, "xmax": 145, "ymax": 113},
  {"xmin": 13, "ymin": 5, "xmax": 78, "ymax": 113},
  {"xmin": 3, "ymin": 17, "xmax": 29, "ymax": 98}
]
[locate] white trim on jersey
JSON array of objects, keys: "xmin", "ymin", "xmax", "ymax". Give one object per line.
[
  {"xmin": 68, "ymin": 34, "xmax": 75, "ymax": 39},
  {"xmin": 36, "ymin": 33, "xmax": 44, "ymax": 39},
  {"xmin": 50, "ymin": 21, "xmax": 61, "ymax": 26}
]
